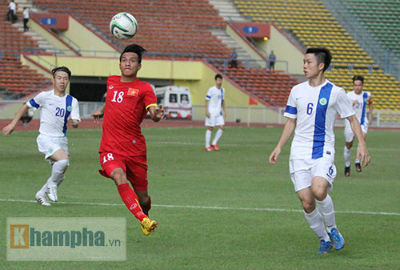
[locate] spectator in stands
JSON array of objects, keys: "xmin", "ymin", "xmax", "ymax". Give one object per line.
[
  {"xmin": 268, "ymin": 50, "xmax": 276, "ymax": 71},
  {"xmin": 7, "ymin": 0, "xmax": 17, "ymax": 23},
  {"xmin": 23, "ymin": 7, "xmax": 29, "ymax": 32},
  {"xmin": 229, "ymin": 49, "xmax": 238, "ymax": 68}
]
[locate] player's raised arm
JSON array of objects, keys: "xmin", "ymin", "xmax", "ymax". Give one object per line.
[
  {"xmin": 148, "ymin": 105, "xmax": 164, "ymax": 122},
  {"xmin": 269, "ymin": 118, "xmax": 296, "ymax": 164},
  {"xmin": 347, "ymin": 114, "xmax": 371, "ymax": 167},
  {"xmin": 2, "ymin": 104, "xmax": 29, "ymax": 135}
]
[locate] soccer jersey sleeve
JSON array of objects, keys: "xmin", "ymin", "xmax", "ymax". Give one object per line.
[
  {"xmin": 143, "ymin": 87, "xmax": 157, "ymax": 110},
  {"xmin": 27, "ymin": 91, "xmax": 46, "ymax": 109},
  {"xmin": 71, "ymin": 98, "xmax": 81, "ymax": 121},
  {"xmin": 335, "ymin": 89, "xmax": 355, "ymax": 118},
  {"xmin": 283, "ymin": 89, "xmax": 297, "ymax": 119},
  {"xmin": 205, "ymin": 88, "xmax": 212, "ymax": 100}
]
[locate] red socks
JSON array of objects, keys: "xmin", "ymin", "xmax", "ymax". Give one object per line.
[{"xmin": 117, "ymin": 183, "xmax": 147, "ymax": 221}]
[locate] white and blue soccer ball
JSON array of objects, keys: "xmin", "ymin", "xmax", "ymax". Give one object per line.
[{"xmin": 110, "ymin": 12, "xmax": 138, "ymax": 40}]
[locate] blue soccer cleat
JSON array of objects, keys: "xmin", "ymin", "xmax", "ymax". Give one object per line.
[
  {"xmin": 329, "ymin": 227, "xmax": 345, "ymax": 250},
  {"xmin": 317, "ymin": 240, "xmax": 332, "ymax": 254}
]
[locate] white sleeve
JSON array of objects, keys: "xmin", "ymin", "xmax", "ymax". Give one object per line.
[
  {"xmin": 26, "ymin": 91, "xmax": 46, "ymax": 109},
  {"xmin": 335, "ymin": 89, "xmax": 355, "ymax": 119},
  {"xmin": 70, "ymin": 98, "xmax": 81, "ymax": 121},
  {"xmin": 205, "ymin": 88, "xmax": 212, "ymax": 100},
  {"xmin": 283, "ymin": 89, "xmax": 297, "ymax": 119}
]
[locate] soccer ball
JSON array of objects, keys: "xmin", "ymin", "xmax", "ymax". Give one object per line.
[{"xmin": 109, "ymin": 12, "xmax": 138, "ymax": 40}]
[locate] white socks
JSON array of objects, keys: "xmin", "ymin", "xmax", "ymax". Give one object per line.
[
  {"xmin": 344, "ymin": 146, "xmax": 352, "ymax": 167},
  {"xmin": 206, "ymin": 129, "xmax": 224, "ymax": 147},
  {"xmin": 355, "ymin": 145, "xmax": 360, "ymax": 163},
  {"xmin": 205, "ymin": 130, "xmax": 212, "ymax": 148},
  {"xmin": 304, "ymin": 208, "xmax": 330, "ymax": 242},
  {"xmin": 37, "ymin": 159, "xmax": 69, "ymax": 196},
  {"xmin": 212, "ymin": 129, "xmax": 223, "ymax": 145},
  {"xmin": 316, "ymin": 194, "xmax": 336, "ymax": 231}
]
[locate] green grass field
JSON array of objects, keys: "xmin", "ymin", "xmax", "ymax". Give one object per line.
[{"xmin": 1, "ymin": 127, "xmax": 399, "ymax": 270}]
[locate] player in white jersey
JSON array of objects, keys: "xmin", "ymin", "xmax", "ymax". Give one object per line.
[
  {"xmin": 2, "ymin": 66, "xmax": 80, "ymax": 206},
  {"xmin": 205, "ymin": 74, "xmax": 226, "ymax": 151},
  {"xmin": 344, "ymin": 75, "xmax": 373, "ymax": 176},
  {"xmin": 269, "ymin": 48, "xmax": 370, "ymax": 254}
]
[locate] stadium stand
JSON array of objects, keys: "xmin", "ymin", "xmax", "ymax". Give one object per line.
[
  {"xmin": 0, "ymin": 2, "xmax": 52, "ymax": 98},
  {"xmin": 32, "ymin": 0, "xmax": 299, "ymax": 107},
  {"xmin": 342, "ymin": 0, "xmax": 400, "ymax": 56},
  {"xmin": 233, "ymin": 0, "xmax": 400, "ymax": 110}
]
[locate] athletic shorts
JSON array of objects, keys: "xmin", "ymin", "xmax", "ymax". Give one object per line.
[
  {"xmin": 205, "ymin": 112, "xmax": 224, "ymax": 127},
  {"xmin": 344, "ymin": 122, "xmax": 368, "ymax": 142},
  {"xmin": 37, "ymin": 134, "xmax": 68, "ymax": 160},
  {"xmin": 289, "ymin": 156, "xmax": 337, "ymax": 192},
  {"xmin": 99, "ymin": 152, "xmax": 148, "ymax": 191}
]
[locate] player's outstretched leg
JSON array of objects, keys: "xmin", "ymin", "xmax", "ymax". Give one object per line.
[{"xmin": 117, "ymin": 183, "xmax": 157, "ymax": 235}]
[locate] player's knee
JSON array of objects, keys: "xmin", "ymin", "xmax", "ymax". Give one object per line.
[
  {"xmin": 345, "ymin": 141, "xmax": 353, "ymax": 149},
  {"xmin": 301, "ymin": 200, "xmax": 315, "ymax": 213},
  {"xmin": 110, "ymin": 169, "xmax": 128, "ymax": 185},
  {"xmin": 311, "ymin": 188, "xmax": 327, "ymax": 201},
  {"xmin": 219, "ymin": 126, "xmax": 224, "ymax": 131},
  {"xmin": 207, "ymin": 127, "xmax": 214, "ymax": 131}
]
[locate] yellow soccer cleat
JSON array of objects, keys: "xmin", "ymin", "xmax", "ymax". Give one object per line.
[{"xmin": 140, "ymin": 217, "xmax": 158, "ymax": 236}]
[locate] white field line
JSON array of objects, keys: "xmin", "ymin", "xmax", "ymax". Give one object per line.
[{"xmin": 0, "ymin": 198, "xmax": 399, "ymax": 216}]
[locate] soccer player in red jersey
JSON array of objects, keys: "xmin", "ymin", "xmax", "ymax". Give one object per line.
[{"xmin": 92, "ymin": 44, "xmax": 164, "ymax": 235}]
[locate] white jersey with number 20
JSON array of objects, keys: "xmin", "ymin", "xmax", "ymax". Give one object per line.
[{"xmin": 27, "ymin": 90, "xmax": 80, "ymax": 137}]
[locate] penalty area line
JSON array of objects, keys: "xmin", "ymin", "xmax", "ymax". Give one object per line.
[{"xmin": 0, "ymin": 198, "xmax": 399, "ymax": 217}]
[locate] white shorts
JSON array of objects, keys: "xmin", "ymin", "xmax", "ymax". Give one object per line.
[
  {"xmin": 344, "ymin": 122, "xmax": 368, "ymax": 142},
  {"xmin": 37, "ymin": 134, "xmax": 69, "ymax": 160},
  {"xmin": 289, "ymin": 156, "xmax": 337, "ymax": 192},
  {"xmin": 205, "ymin": 113, "xmax": 224, "ymax": 127}
]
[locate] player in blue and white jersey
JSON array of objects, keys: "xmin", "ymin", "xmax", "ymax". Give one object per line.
[
  {"xmin": 344, "ymin": 75, "xmax": 373, "ymax": 176},
  {"xmin": 2, "ymin": 67, "xmax": 80, "ymax": 206},
  {"xmin": 269, "ymin": 48, "xmax": 370, "ymax": 254},
  {"xmin": 205, "ymin": 74, "xmax": 226, "ymax": 151}
]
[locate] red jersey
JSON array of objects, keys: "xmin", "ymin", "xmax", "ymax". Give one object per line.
[{"xmin": 99, "ymin": 76, "xmax": 157, "ymax": 156}]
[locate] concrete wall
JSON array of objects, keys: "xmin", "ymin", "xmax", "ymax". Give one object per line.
[
  {"xmin": 60, "ymin": 16, "xmax": 117, "ymax": 57},
  {"xmin": 267, "ymin": 25, "xmax": 305, "ymax": 75}
]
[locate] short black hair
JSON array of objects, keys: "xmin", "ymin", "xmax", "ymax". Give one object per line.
[
  {"xmin": 52, "ymin": 66, "xmax": 71, "ymax": 79},
  {"xmin": 120, "ymin": 44, "xmax": 146, "ymax": 63},
  {"xmin": 215, "ymin": 74, "xmax": 223, "ymax": 80},
  {"xmin": 305, "ymin": 48, "xmax": 332, "ymax": 72},
  {"xmin": 352, "ymin": 75, "xmax": 364, "ymax": 84}
]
